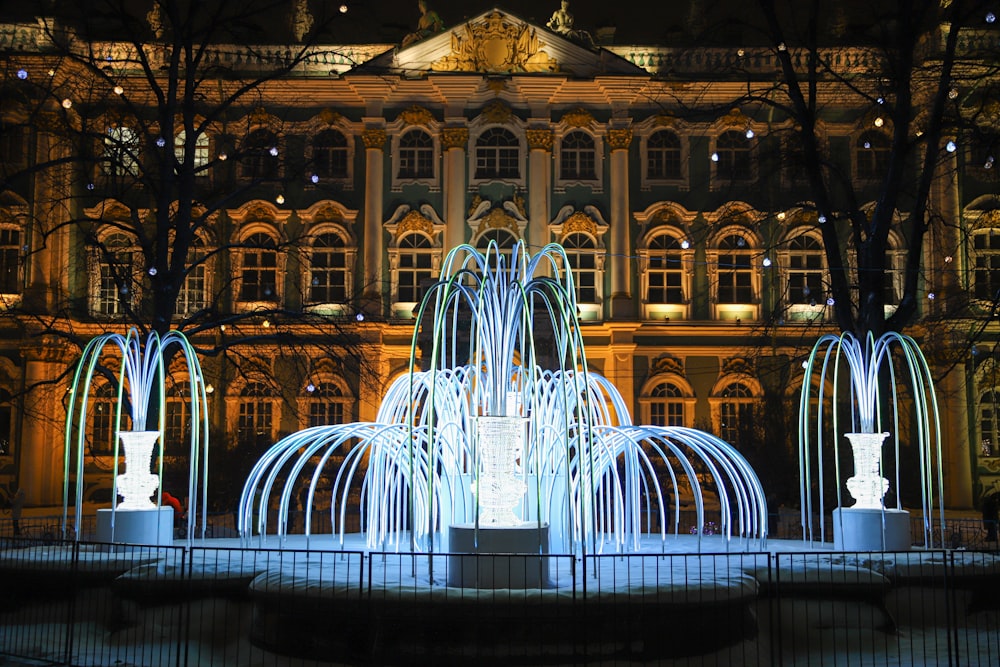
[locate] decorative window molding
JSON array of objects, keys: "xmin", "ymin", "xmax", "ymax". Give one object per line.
[
  {"xmin": 389, "ymin": 106, "xmax": 440, "ymax": 191},
  {"xmin": 708, "ymin": 371, "xmax": 762, "ymax": 446},
  {"xmin": 238, "ymin": 126, "xmax": 282, "ymax": 181},
  {"xmin": 637, "ymin": 225, "xmax": 693, "ymax": 321},
  {"xmin": 708, "ymin": 109, "xmax": 758, "ymax": 189},
  {"xmin": 469, "ymin": 106, "xmax": 525, "ymax": 188},
  {"xmin": 636, "ymin": 116, "xmax": 690, "ymax": 191},
  {"xmin": 229, "ymin": 201, "xmax": 292, "ymax": 312},
  {"xmin": 706, "ymin": 225, "xmax": 762, "ymax": 321},
  {"xmin": 298, "ymin": 201, "xmax": 359, "ymax": 316},
  {"xmin": 853, "ymin": 129, "xmax": 891, "ymax": 182},
  {"xmin": 0, "ymin": 193, "xmax": 27, "ymax": 308},
  {"xmin": 385, "ymin": 203, "xmax": 446, "ymax": 318},
  {"xmin": 298, "ymin": 372, "xmax": 354, "ymax": 429},
  {"xmin": 639, "ymin": 369, "xmax": 696, "ymax": 427},
  {"xmin": 777, "ymin": 226, "xmax": 829, "ymax": 322},
  {"xmin": 226, "ymin": 375, "xmax": 281, "ymax": 450}
]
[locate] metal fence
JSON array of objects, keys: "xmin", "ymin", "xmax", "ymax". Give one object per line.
[{"xmin": 1, "ymin": 539, "xmax": 998, "ymax": 666}]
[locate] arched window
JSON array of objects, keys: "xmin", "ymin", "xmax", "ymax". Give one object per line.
[
  {"xmin": 974, "ymin": 229, "xmax": 1000, "ymax": 302},
  {"xmin": 715, "ymin": 130, "xmax": 752, "ymax": 181},
  {"xmin": 89, "ymin": 382, "xmax": 126, "ymax": 455},
  {"xmin": 561, "ymin": 232, "xmax": 599, "ymax": 304},
  {"xmin": 240, "ymin": 128, "xmax": 280, "ymax": 180},
  {"xmin": 397, "ymin": 232, "xmax": 434, "ymax": 303},
  {"xmin": 475, "ymin": 128, "xmax": 519, "ymax": 179},
  {"xmin": 716, "ymin": 234, "xmax": 754, "ymax": 304},
  {"xmin": 398, "ymin": 129, "xmax": 434, "ymax": 179},
  {"xmin": 178, "ymin": 236, "xmax": 208, "ymax": 315},
  {"xmin": 239, "ymin": 232, "xmax": 279, "ymax": 302},
  {"xmin": 308, "ymin": 232, "xmax": 348, "ymax": 304},
  {"xmin": 560, "ymin": 131, "xmax": 596, "ymax": 180},
  {"xmin": 646, "ymin": 234, "xmax": 685, "ymax": 304},
  {"xmin": 237, "ymin": 381, "xmax": 274, "ymax": 449},
  {"xmin": 787, "ymin": 234, "xmax": 825, "ymax": 305},
  {"xmin": 647, "ymin": 130, "xmax": 682, "ymax": 180},
  {"xmin": 94, "ymin": 232, "xmax": 138, "ymax": 316},
  {"xmin": 0, "ymin": 226, "xmax": 21, "ymax": 296},
  {"xmin": 719, "ymin": 382, "xmax": 754, "ymax": 444},
  {"xmin": 164, "ymin": 383, "xmax": 191, "ymax": 455},
  {"xmin": 103, "ymin": 126, "xmax": 140, "ymax": 177},
  {"xmin": 980, "ymin": 389, "xmax": 1000, "ymax": 458},
  {"xmin": 174, "ymin": 130, "xmax": 210, "ymax": 175},
  {"xmin": 649, "ymin": 381, "xmax": 686, "ymax": 426},
  {"xmin": 312, "ymin": 129, "xmax": 349, "ymax": 179},
  {"xmin": 305, "ymin": 382, "xmax": 350, "ymax": 427},
  {"xmin": 856, "ymin": 130, "xmax": 890, "ymax": 180}
]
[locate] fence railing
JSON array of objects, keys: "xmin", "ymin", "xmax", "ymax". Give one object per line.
[{"xmin": 1, "ymin": 540, "xmax": 998, "ymax": 666}]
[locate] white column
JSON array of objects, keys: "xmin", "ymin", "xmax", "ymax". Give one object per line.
[
  {"xmin": 362, "ymin": 128, "xmax": 386, "ymax": 310},
  {"xmin": 526, "ymin": 129, "xmax": 553, "ymax": 263},
  {"xmin": 606, "ymin": 128, "xmax": 633, "ymax": 319},
  {"xmin": 441, "ymin": 127, "xmax": 469, "ymax": 251}
]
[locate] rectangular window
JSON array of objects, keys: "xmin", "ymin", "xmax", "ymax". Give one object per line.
[
  {"xmin": 0, "ymin": 228, "xmax": 20, "ymax": 294},
  {"xmin": 238, "ymin": 400, "xmax": 272, "ymax": 448}
]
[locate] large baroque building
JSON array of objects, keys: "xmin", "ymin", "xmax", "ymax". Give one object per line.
[{"xmin": 0, "ymin": 4, "xmax": 997, "ymax": 512}]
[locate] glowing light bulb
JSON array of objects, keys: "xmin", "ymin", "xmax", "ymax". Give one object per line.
[
  {"xmin": 818, "ymin": 215, "xmax": 827, "ymax": 223},
  {"xmin": 711, "ymin": 152, "xmax": 719, "ymax": 162},
  {"xmin": 945, "ymin": 255, "xmax": 953, "ymax": 263},
  {"xmin": 205, "ymin": 384, "xmax": 214, "ymax": 394},
  {"xmin": 262, "ymin": 319, "xmax": 271, "ymax": 328},
  {"xmin": 777, "ymin": 212, "xmax": 786, "ymax": 220},
  {"xmin": 863, "ymin": 141, "xmax": 871, "ymax": 149},
  {"xmin": 86, "ymin": 183, "xmax": 95, "ymax": 190},
  {"xmin": 737, "ymin": 48, "xmax": 745, "ymax": 57},
  {"xmin": 218, "ymin": 151, "xmax": 228, "ymax": 161},
  {"xmin": 874, "ymin": 117, "xmax": 884, "ymax": 127},
  {"xmin": 148, "ymin": 267, "xmax": 157, "ymax": 276},
  {"xmin": 745, "ymin": 128, "xmax": 755, "ymax": 139},
  {"xmin": 156, "ymin": 137, "xmax": 166, "ymax": 148},
  {"xmin": 275, "ymin": 194, "xmax": 285, "ymax": 204},
  {"xmin": 762, "ymin": 257, "xmax": 771, "ymax": 267},
  {"xmin": 16, "ymin": 69, "xmax": 27, "ymax": 79},
  {"xmin": 62, "ymin": 98, "xmax": 72, "ymax": 109},
  {"xmin": 777, "ymin": 42, "xmax": 786, "ymax": 51},
  {"xmin": 47, "ymin": 69, "xmax": 54, "ymax": 76},
  {"xmin": 310, "ymin": 173, "xmax": 319, "ymax": 184},
  {"xmin": 269, "ymin": 146, "xmax": 279, "ymax": 156},
  {"xmin": 877, "ymin": 96, "xmax": 885, "ymax": 105},
  {"xmin": 948, "ymin": 88, "xmax": 959, "ymax": 100},
  {"xmin": 340, "ymin": 4, "xmax": 349, "ymax": 13},
  {"xmin": 355, "ymin": 312, "xmax": 365, "ymax": 322},
  {"xmin": 306, "ymin": 383, "xmax": 316, "ymax": 393},
  {"xmin": 802, "ymin": 360, "xmax": 809, "ymax": 369},
  {"xmin": 988, "ymin": 12, "xmax": 996, "ymax": 23},
  {"xmin": 826, "ymin": 297, "xmax": 835, "ymax": 306},
  {"xmin": 946, "ymin": 140, "xmax": 957, "ymax": 152},
  {"xmin": 927, "ymin": 292, "xmax": 935, "ymax": 300},
  {"xmin": 680, "ymin": 240, "xmax": 690, "ymax": 249},
  {"xmin": 113, "ymin": 85, "xmax": 124, "ymax": 95}
]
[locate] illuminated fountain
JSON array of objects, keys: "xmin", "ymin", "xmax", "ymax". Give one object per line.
[
  {"xmin": 239, "ymin": 242, "xmax": 768, "ymax": 563},
  {"xmin": 63, "ymin": 329, "xmax": 211, "ymax": 545},
  {"xmin": 799, "ymin": 332, "xmax": 945, "ymax": 550}
]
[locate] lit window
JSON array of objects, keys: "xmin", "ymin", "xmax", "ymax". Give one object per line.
[
  {"xmin": 307, "ymin": 384, "xmax": 348, "ymax": 427},
  {"xmin": 164, "ymin": 384, "xmax": 191, "ymax": 455},
  {"xmin": 475, "ymin": 128, "xmax": 519, "ymax": 179},
  {"xmin": 715, "ymin": 130, "xmax": 752, "ymax": 181},
  {"xmin": 312, "ymin": 129, "xmax": 349, "ymax": 179},
  {"xmin": 398, "ymin": 130, "xmax": 434, "ymax": 179},
  {"xmin": 856, "ymin": 130, "xmax": 890, "ymax": 180},
  {"xmin": 646, "ymin": 234, "xmax": 684, "ymax": 303},
  {"xmin": 240, "ymin": 232, "xmax": 278, "ymax": 302},
  {"xmin": 650, "ymin": 382, "xmax": 685, "ymax": 426},
  {"xmin": 103, "ymin": 126, "xmax": 140, "ymax": 177},
  {"xmin": 309, "ymin": 233, "xmax": 348, "ymax": 304},
  {"xmin": 974, "ymin": 230, "xmax": 1000, "ymax": 302},
  {"xmin": 787, "ymin": 235, "xmax": 825, "ymax": 305},
  {"xmin": 717, "ymin": 234, "xmax": 753, "ymax": 304},
  {"xmin": 240, "ymin": 129, "xmax": 280, "ymax": 180},
  {"xmin": 0, "ymin": 228, "xmax": 21, "ymax": 295},
  {"xmin": 561, "ymin": 232, "xmax": 599, "ymax": 303},
  {"xmin": 560, "ymin": 131, "xmax": 596, "ymax": 180},
  {"xmin": 397, "ymin": 233, "xmax": 434, "ymax": 303},
  {"xmin": 89, "ymin": 383, "xmax": 128, "ymax": 455},
  {"xmin": 174, "ymin": 130, "xmax": 210, "ymax": 176},
  {"xmin": 647, "ymin": 130, "xmax": 681, "ymax": 180},
  {"xmin": 95, "ymin": 233, "xmax": 137, "ymax": 316},
  {"xmin": 177, "ymin": 237, "xmax": 208, "ymax": 315},
  {"xmin": 238, "ymin": 381, "xmax": 273, "ymax": 449}
]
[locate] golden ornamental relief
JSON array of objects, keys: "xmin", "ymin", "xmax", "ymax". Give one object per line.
[
  {"xmin": 398, "ymin": 105, "xmax": 435, "ymax": 127},
  {"xmin": 478, "ymin": 207, "xmax": 520, "ymax": 234},
  {"xmin": 486, "ymin": 79, "xmax": 508, "ymax": 94},
  {"xmin": 312, "ymin": 204, "xmax": 344, "ymax": 223},
  {"xmin": 525, "ymin": 129, "xmax": 554, "ymax": 151},
  {"xmin": 651, "ymin": 354, "xmax": 685, "ymax": 376},
  {"xmin": 440, "ymin": 127, "xmax": 469, "ymax": 149},
  {"xmin": 652, "ymin": 114, "xmax": 678, "ymax": 128},
  {"xmin": 396, "ymin": 210, "xmax": 433, "ymax": 238},
  {"xmin": 975, "ymin": 208, "xmax": 1000, "ymax": 229},
  {"xmin": 719, "ymin": 108, "xmax": 749, "ymax": 127},
  {"xmin": 561, "ymin": 211, "xmax": 597, "ymax": 238},
  {"xmin": 244, "ymin": 204, "xmax": 275, "ymax": 223},
  {"xmin": 479, "ymin": 100, "xmax": 513, "ymax": 124},
  {"xmin": 318, "ymin": 108, "xmax": 342, "ymax": 125},
  {"xmin": 561, "ymin": 108, "xmax": 595, "ymax": 128},
  {"xmin": 606, "ymin": 128, "xmax": 633, "ymax": 150},
  {"xmin": 721, "ymin": 357, "xmax": 754, "ymax": 376},
  {"xmin": 432, "ymin": 11, "xmax": 560, "ymax": 74},
  {"xmin": 362, "ymin": 129, "xmax": 387, "ymax": 149}
]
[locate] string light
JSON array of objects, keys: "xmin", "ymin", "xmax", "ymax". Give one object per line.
[
  {"xmin": 148, "ymin": 267, "xmax": 157, "ymax": 276},
  {"xmin": 818, "ymin": 215, "xmax": 827, "ymax": 223},
  {"xmin": 988, "ymin": 12, "xmax": 996, "ymax": 23},
  {"xmin": 275, "ymin": 194, "xmax": 285, "ymax": 204},
  {"xmin": 777, "ymin": 212, "xmax": 786, "ymax": 220},
  {"xmin": 218, "ymin": 151, "xmax": 228, "ymax": 161},
  {"xmin": 311, "ymin": 173, "xmax": 320, "ymax": 183},
  {"xmin": 826, "ymin": 297, "xmax": 835, "ymax": 306},
  {"xmin": 745, "ymin": 128, "xmax": 755, "ymax": 139},
  {"xmin": 156, "ymin": 137, "xmax": 166, "ymax": 148},
  {"xmin": 874, "ymin": 117, "xmax": 884, "ymax": 127},
  {"xmin": 61, "ymin": 98, "xmax": 72, "ymax": 109},
  {"xmin": 927, "ymin": 292, "xmax": 935, "ymax": 300},
  {"xmin": 339, "ymin": 3, "xmax": 349, "ymax": 13},
  {"xmin": 113, "ymin": 85, "xmax": 124, "ymax": 95},
  {"xmin": 356, "ymin": 312, "xmax": 365, "ymax": 322},
  {"xmin": 945, "ymin": 255, "xmax": 953, "ymax": 263},
  {"xmin": 762, "ymin": 257, "xmax": 771, "ymax": 267},
  {"xmin": 262, "ymin": 319, "xmax": 271, "ymax": 328},
  {"xmin": 680, "ymin": 240, "xmax": 690, "ymax": 249},
  {"xmin": 948, "ymin": 88, "xmax": 959, "ymax": 100},
  {"xmin": 777, "ymin": 43, "xmax": 786, "ymax": 51},
  {"xmin": 710, "ymin": 152, "xmax": 719, "ymax": 162},
  {"xmin": 16, "ymin": 69, "xmax": 27, "ymax": 79},
  {"xmin": 306, "ymin": 383, "xmax": 316, "ymax": 393},
  {"xmin": 946, "ymin": 140, "xmax": 957, "ymax": 152},
  {"xmin": 269, "ymin": 146, "xmax": 279, "ymax": 156}
]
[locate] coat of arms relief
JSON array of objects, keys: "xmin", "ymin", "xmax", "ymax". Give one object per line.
[{"xmin": 432, "ymin": 11, "xmax": 560, "ymax": 74}]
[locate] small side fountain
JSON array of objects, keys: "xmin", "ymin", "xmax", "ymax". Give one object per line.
[
  {"xmin": 799, "ymin": 331, "xmax": 944, "ymax": 550},
  {"xmin": 64, "ymin": 329, "xmax": 211, "ymax": 545}
]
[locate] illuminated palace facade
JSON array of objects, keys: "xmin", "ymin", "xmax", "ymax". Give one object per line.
[{"xmin": 0, "ymin": 8, "xmax": 997, "ymax": 510}]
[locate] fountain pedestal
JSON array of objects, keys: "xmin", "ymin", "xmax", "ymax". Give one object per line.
[
  {"xmin": 96, "ymin": 507, "xmax": 174, "ymax": 545},
  {"xmin": 833, "ymin": 507, "xmax": 910, "ymax": 551},
  {"xmin": 447, "ymin": 523, "xmax": 549, "ymax": 588}
]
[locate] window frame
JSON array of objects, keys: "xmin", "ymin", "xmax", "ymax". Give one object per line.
[{"xmin": 470, "ymin": 126, "xmax": 524, "ymax": 186}]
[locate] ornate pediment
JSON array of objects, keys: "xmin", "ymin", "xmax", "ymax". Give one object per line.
[{"xmin": 432, "ymin": 11, "xmax": 559, "ymax": 74}]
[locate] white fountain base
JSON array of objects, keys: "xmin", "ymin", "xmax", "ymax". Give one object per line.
[
  {"xmin": 447, "ymin": 523, "xmax": 549, "ymax": 588},
  {"xmin": 833, "ymin": 507, "xmax": 911, "ymax": 551},
  {"xmin": 96, "ymin": 507, "xmax": 174, "ymax": 545}
]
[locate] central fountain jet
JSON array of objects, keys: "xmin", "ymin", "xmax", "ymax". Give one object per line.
[{"xmin": 239, "ymin": 242, "xmax": 767, "ymax": 559}]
